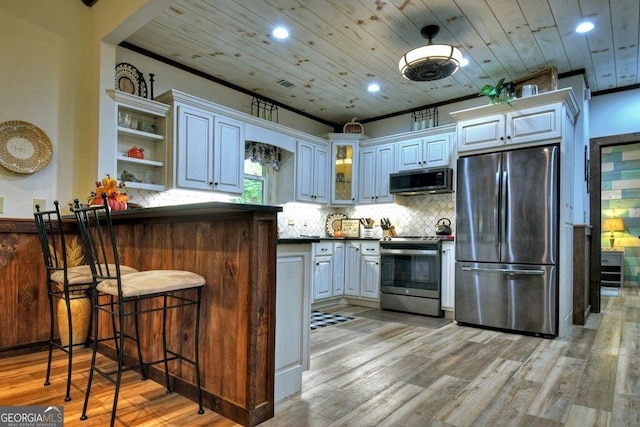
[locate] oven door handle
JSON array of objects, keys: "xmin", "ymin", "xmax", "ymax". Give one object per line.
[
  {"xmin": 461, "ymin": 266, "xmax": 544, "ymax": 275},
  {"xmin": 380, "ymin": 248, "xmax": 440, "ymax": 256}
]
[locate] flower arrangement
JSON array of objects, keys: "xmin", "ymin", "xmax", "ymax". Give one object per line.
[{"xmin": 88, "ymin": 174, "xmax": 128, "ymax": 210}]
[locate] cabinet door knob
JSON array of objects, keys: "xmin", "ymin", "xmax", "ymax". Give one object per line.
[
  {"xmin": 506, "ymin": 135, "xmax": 511, "ymax": 140},
  {"xmin": 214, "ymin": 182, "xmax": 219, "ymax": 186},
  {"xmin": 500, "ymin": 136, "xmax": 505, "ymax": 141}
]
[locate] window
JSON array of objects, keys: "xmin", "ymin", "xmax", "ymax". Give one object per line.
[{"xmin": 237, "ymin": 159, "xmax": 265, "ymax": 204}]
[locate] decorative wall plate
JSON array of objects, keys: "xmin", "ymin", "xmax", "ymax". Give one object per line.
[
  {"xmin": 0, "ymin": 120, "xmax": 53, "ymax": 173},
  {"xmin": 115, "ymin": 63, "xmax": 148, "ymax": 98},
  {"xmin": 325, "ymin": 213, "xmax": 347, "ymax": 237}
]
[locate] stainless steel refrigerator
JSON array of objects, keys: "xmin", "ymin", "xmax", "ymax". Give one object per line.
[{"xmin": 455, "ymin": 145, "xmax": 559, "ymax": 337}]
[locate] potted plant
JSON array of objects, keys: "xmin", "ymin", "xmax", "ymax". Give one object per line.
[{"xmin": 479, "ymin": 78, "xmax": 514, "ymax": 104}]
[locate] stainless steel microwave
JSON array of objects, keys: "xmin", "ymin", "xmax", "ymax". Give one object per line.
[{"xmin": 389, "ymin": 167, "xmax": 454, "ymax": 195}]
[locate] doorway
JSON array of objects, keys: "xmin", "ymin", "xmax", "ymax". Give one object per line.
[{"xmin": 589, "ymin": 132, "xmax": 640, "ymax": 313}]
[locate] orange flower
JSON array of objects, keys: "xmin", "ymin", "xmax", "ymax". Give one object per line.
[{"xmin": 88, "ymin": 175, "xmax": 128, "ymax": 209}]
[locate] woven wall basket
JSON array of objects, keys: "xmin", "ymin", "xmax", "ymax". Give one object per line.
[{"xmin": 0, "ymin": 120, "xmax": 53, "ymax": 173}]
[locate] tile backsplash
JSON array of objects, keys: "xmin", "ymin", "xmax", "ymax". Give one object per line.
[
  {"xmin": 279, "ymin": 193, "xmax": 456, "ymax": 238},
  {"xmin": 127, "ymin": 188, "xmax": 456, "ymax": 239}
]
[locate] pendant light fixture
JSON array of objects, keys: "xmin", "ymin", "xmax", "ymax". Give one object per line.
[{"xmin": 399, "ymin": 25, "xmax": 463, "ymax": 81}]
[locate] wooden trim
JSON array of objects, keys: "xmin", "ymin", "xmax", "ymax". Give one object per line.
[{"xmin": 589, "ymin": 132, "xmax": 640, "ymax": 313}]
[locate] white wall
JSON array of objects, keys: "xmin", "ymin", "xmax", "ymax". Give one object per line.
[
  {"xmin": 0, "ymin": 3, "xmax": 89, "ymax": 217},
  {"xmin": 116, "ymin": 47, "xmax": 334, "ymax": 137},
  {"xmin": 590, "ymin": 87, "xmax": 640, "ymax": 138}
]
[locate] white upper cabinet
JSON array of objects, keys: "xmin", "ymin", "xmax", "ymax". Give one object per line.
[
  {"xmin": 158, "ymin": 90, "xmax": 244, "ymax": 195},
  {"xmin": 330, "ymin": 141, "xmax": 358, "ymax": 205},
  {"xmin": 396, "ymin": 132, "xmax": 453, "ymax": 171},
  {"xmin": 173, "ymin": 105, "xmax": 244, "ymax": 194},
  {"xmin": 176, "ymin": 104, "xmax": 215, "ymax": 190},
  {"xmin": 296, "ymin": 140, "xmax": 328, "ymax": 203},
  {"xmin": 454, "ymin": 96, "xmax": 566, "ymax": 154},
  {"xmin": 213, "ymin": 116, "xmax": 244, "ymax": 194},
  {"xmin": 359, "ymin": 143, "xmax": 394, "ymax": 204}
]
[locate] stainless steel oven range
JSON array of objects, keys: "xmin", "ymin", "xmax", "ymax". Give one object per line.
[{"xmin": 379, "ymin": 236, "xmax": 451, "ymax": 317}]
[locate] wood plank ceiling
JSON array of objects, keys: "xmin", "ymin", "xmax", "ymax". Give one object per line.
[{"xmin": 124, "ymin": 0, "xmax": 640, "ymax": 125}]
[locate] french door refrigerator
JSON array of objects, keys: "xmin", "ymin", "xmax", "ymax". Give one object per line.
[{"xmin": 455, "ymin": 145, "xmax": 559, "ymax": 337}]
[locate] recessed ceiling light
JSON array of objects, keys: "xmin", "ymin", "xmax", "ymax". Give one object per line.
[
  {"xmin": 460, "ymin": 57, "xmax": 469, "ymax": 67},
  {"xmin": 272, "ymin": 26, "xmax": 289, "ymax": 40},
  {"xmin": 576, "ymin": 21, "xmax": 595, "ymax": 33},
  {"xmin": 367, "ymin": 83, "xmax": 380, "ymax": 93}
]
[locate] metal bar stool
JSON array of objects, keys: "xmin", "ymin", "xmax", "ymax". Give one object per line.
[
  {"xmin": 73, "ymin": 196, "xmax": 205, "ymax": 426},
  {"xmin": 34, "ymin": 201, "xmax": 93, "ymax": 401},
  {"xmin": 34, "ymin": 201, "xmax": 139, "ymax": 402}
]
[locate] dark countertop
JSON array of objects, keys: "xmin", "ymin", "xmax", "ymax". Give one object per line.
[
  {"xmin": 66, "ymin": 201, "xmax": 282, "ymax": 221},
  {"xmin": 278, "ymin": 237, "xmax": 382, "ymax": 244},
  {"xmin": 320, "ymin": 237, "xmax": 381, "ymax": 241},
  {"xmin": 278, "ymin": 238, "xmax": 320, "ymax": 244}
]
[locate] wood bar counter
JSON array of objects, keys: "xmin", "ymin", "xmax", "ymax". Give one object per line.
[{"xmin": 0, "ymin": 202, "xmax": 282, "ymax": 427}]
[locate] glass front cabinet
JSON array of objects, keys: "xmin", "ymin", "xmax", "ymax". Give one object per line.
[{"xmin": 330, "ymin": 140, "xmax": 358, "ymax": 205}]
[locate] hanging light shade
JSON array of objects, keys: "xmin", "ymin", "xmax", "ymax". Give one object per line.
[{"xmin": 399, "ymin": 25, "xmax": 463, "ymax": 81}]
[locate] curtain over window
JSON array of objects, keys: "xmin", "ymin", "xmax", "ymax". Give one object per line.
[{"xmin": 245, "ymin": 141, "xmax": 281, "ymax": 170}]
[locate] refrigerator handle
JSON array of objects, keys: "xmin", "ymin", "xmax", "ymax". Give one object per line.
[
  {"xmin": 495, "ymin": 171, "xmax": 501, "ymax": 247},
  {"xmin": 462, "ymin": 266, "xmax": 544, "ymax": 275},
  {"xmin": 501, "ymin": 170, "xmax": 508, "ymax": 247}
]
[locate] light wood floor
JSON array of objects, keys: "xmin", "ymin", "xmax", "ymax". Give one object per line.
[{"xmin": 0, "ymin": 288, "xmax": 638, "ymax": 426}]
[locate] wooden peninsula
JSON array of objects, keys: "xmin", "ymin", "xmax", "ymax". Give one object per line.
[
  {"xmin": 85, "ymin": 202, "xmax": 281, "ymax": 426},
  {"xmin": 98, "ymin": 202, "xmax": 282, "ymax": 426},
  {"xmin": 0, "ymin": 201, "xmax": 280, "ymax": 425}
]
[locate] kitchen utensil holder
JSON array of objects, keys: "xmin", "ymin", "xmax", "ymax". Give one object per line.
[
  {"xmin": 251, "ymin": 97, "xmax": 278, "ymax": 122},
  {"xmin": 411, "ymin": 107, "xmax": 438, "ymax": 131}
]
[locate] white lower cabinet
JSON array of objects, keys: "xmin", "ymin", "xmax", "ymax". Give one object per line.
[
  {"xmin": 344, "ymin": 242, "xmax": 380, "ymax": 300},
  {"xmin": 360, "ymin": 247, "xmax": 381, "ymax": 299},
  {"xmin": 343, "ymin": 243, "xmax": 360, "ymax": 296},
  {"xmin": 440, "ymin": 241, "xmax": 455, "ymax": 314},
  {"xmin": 312, "ymin": 240, "xmax": 380, "ymax": 305},
  {"xmin": 312, "ymin": 242, "xmax": 334, "ymax": 301},
  {"xmin": 275, "ymin": 245, "xmax": 311, "ymax": 402},
  {"xmin": 332, "ymin": 242, "xmax": 345, "ymax": 295}
]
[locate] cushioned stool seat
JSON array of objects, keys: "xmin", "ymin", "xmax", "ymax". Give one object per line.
[
  {"xmin": 51, "ymin": 264, "xmax": 138, "ymax": 285},
  {"xmin": 97, "ymin": 270, "xmax": 206, "ymax": 297}
]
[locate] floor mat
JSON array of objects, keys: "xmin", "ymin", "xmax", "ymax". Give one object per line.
[
  {"xmin": 311, "ymin": 310, "xmax": 354, "ymax": 330},
  {"xmin": 601, "ymin": 287, "xmax": 620, "ymax": 297},
  {"xmin": 357, "ymin": 308, "xmax": 452, "ymax": 329}
]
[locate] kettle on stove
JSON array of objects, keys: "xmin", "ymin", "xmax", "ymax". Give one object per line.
[{"xmin": 435, "ymin": 218, "xmax": 452, "ymax": 236}]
